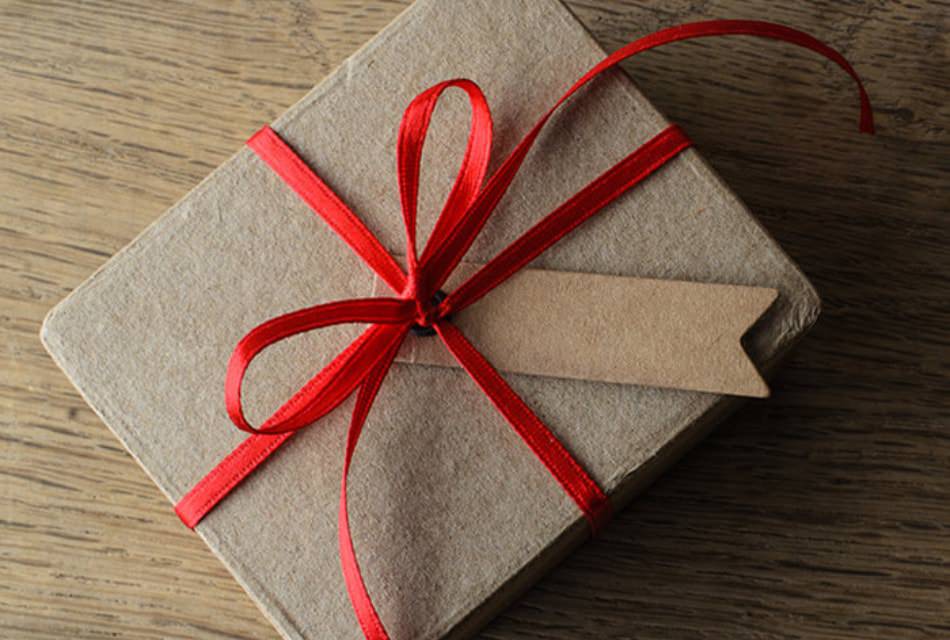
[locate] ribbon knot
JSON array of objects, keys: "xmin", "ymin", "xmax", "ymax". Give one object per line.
[
  {"xmin": 175, "ymin": 20, "xmax": 873, "ymax": 640},
  {"xmin": 410, "ymin": 290, "xmax": 448, "ymax": 336}
]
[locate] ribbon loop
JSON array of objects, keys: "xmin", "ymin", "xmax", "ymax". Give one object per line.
[
  {"xmin": 396, "ymin": 79, "xmax": 493, "ymax": 302},
  {"xmin": 225, "ymin": 298, "xmax": 413, "ymax": 435}
]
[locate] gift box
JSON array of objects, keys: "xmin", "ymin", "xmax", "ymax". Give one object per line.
[{"xmin": 40, "ymin": 0, "xmax": 872, "ymax": 638}]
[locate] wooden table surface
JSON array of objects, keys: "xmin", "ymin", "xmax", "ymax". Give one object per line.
[{"xmin": 2, "ymin": 1, "xmax": 947, "ymax": 638}]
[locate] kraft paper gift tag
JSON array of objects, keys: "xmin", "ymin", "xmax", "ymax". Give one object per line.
[
  {"xmin": 41, "ymin": 0, "xmax": 821, "ymax": 638},
  {"xmin": 374, "ymin": 263, "xmax": 778, "ymax": 398}
]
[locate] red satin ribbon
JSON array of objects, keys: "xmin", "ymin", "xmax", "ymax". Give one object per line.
[{"xmin": 175, "ymin": 20, "xmax": 873, "ymax": 639}]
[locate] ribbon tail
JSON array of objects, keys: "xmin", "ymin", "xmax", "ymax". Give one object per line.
[
  {"xmin": 339, "ymin": 337, "xmax": 403, "ymax": 640},
  {"xmin": 435, "ymin": 321, "xmax": 611, "ymax": 534},
  {"xmin": 422, "ymin": 20, "xmax": 874, "ymax": 294},
  {"xmin": 445, "ymin": 124, "xmax": 691, "ymax": 315}
]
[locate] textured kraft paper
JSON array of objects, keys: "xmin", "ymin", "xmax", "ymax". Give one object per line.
[
  {"xmin": 374, "ymin": 264, "xmax": 779, "ymax": 398},
  {"xmin": 40, "ymin": 0, "xmax": 821, "ymax": 639}
]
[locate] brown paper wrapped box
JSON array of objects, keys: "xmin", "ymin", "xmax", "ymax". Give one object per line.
[{"xmin": 40, "ymin": 0, "xmax": 821, "ymax": 638}]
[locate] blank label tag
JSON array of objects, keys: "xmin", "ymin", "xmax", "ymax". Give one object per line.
[{"xmin": 374, "ymin": 264, "xmax": 777, "ymax": 398}]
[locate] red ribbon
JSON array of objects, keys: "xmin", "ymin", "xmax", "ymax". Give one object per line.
[{"xmin": 175, "ymin": 20, "xmax": 873, "ymax": 639}]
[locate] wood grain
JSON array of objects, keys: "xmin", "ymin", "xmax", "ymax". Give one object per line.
[{"xmin": 1, "ymin": 1, "xmax": 947, "ymax": 638}]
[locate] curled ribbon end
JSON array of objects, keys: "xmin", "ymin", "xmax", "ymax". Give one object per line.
[{"xmin": 859, "ymin": 91, "xmax": 875, "ymax": 135}]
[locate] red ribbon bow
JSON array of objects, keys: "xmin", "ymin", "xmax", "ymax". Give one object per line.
[{"xmin": 175, "ymin": 20, "xmax": 873, "ymax": 640}]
